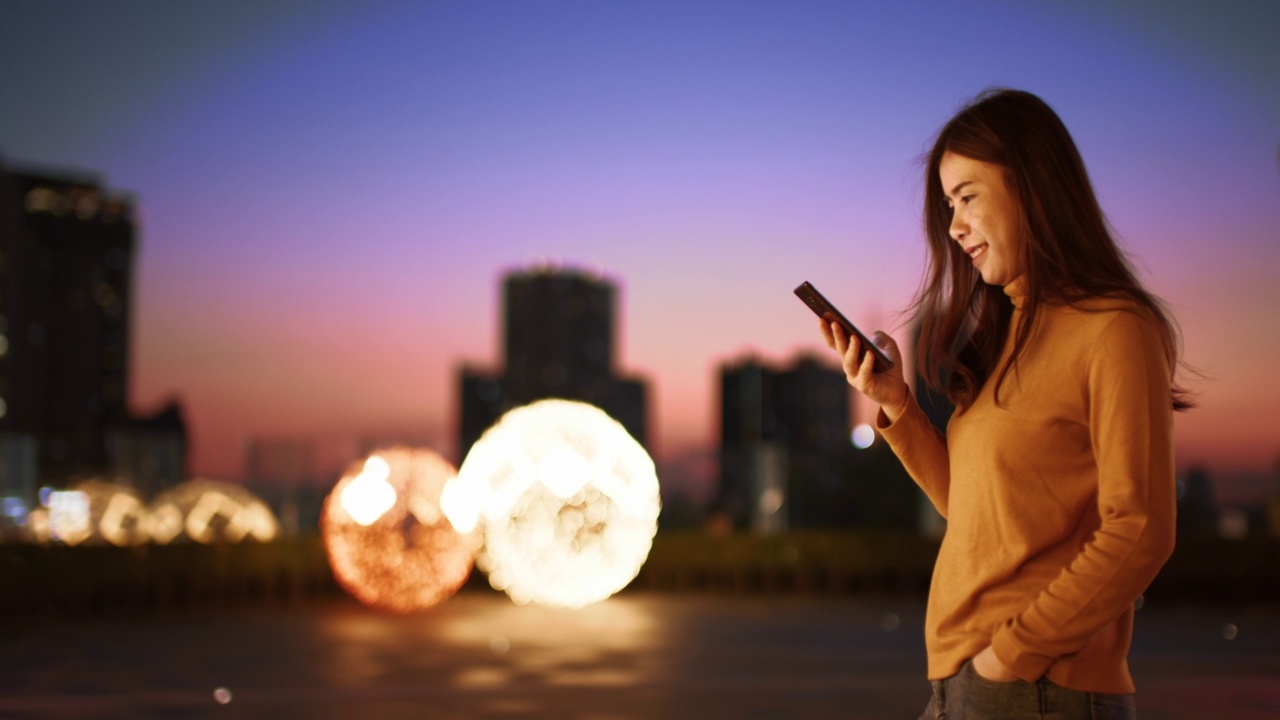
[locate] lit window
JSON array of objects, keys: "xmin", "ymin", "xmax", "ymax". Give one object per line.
[
  {"xmin": 23, "ymin": 187, "xmax": 52, "ymax": 213},
  {"xmin": 75, "ymin": 193, "xmax": 99, "ymax": 220}
]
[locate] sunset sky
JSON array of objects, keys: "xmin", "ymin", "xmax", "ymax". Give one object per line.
[{"xmin": 2, "ymin": 0, "xmax": 1277, "ymax": 502}]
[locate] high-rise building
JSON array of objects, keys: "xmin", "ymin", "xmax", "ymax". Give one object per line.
[
  {"xmin": 716, "ymin": 353, "xmax": 850, "ymax": 531},
  {"xmin": 774, "ymin": 355, "xmax": 854, "ymax": 525},
  {"xmin": 715, "ymin": 349, "xmax": 928, "ymax": 533},
  {"xmin": 457, "ymin": 266, "xmax": 648, "ymax": 461},
  {"xmin": 0, "ymin": 160, "xmax": 186, "ymax": 499},
  {"xmin": 105, "ymin": 400, "xmax": 187, "ymax": 499},
  {"xmin": 718, "ymin": 357, "xmax": 783, "ymax": 531}
]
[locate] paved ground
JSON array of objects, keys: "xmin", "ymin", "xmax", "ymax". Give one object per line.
[{"xmin": 0, "ymin": 593, "xmax": 1275, "ymax": 719}]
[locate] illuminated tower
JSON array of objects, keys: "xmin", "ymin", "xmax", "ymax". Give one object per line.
[{"xmin": 457, "ymin": 266, "xmax": 648, "ymax": 461}]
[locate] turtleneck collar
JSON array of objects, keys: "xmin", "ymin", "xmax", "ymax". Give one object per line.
[{"xmin": 1002, "ymin": 275, "xmax": 1029, "ymax": 309}]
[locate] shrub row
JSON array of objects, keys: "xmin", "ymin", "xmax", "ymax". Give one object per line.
[{"xmin": 0, "ymin": 532, "xmax": 1272, "ymax": 616}]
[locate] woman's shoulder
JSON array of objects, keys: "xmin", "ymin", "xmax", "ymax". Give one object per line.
[
  {"xmin": 1054, "ymin": 291, "xmax": 1157, "ymax": 323},
  {"xmin": 1039, "ymin": 293, "xmax": 1164, "ymax": 350}
]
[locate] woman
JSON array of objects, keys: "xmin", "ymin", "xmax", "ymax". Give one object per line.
[{"xmin": 821, "ymin": 89, "xmax": 1191, "ymax": 719}]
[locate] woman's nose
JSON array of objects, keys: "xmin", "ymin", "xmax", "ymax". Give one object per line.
[{"xmin": 949, "ymin": 209, "xmax": 967, "ymax": 242}]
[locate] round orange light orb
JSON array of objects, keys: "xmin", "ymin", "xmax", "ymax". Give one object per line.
[
  {"xmin": 442, "ymin": 399, "xmax": 661, "ymax": 609},
  {"xmin": 146, "ymin": 479, "xmax": 279, "ymax": 544},
  {"xmin": 321, "ymin": 447, "xmax": 480, "ymax": 613}
]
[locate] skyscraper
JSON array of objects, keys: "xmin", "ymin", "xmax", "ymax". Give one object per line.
[
  {"xmin": 716, "ymin": 353, "xmax": 850, "ymax": 531},
  {"xmin": 718, "ymin": 357, "xmax": 786, "ymax": 533},
  {"xmin": 457, "ymin": 265, "xmax": 648, "ymax": 461},
  {"xmin": 0, "ymin": 160, "xmax": 186, "ymax": 500}
]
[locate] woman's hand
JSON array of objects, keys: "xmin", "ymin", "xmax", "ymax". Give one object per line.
[
  {"xmin": 818, "ymin": 317, "xmax": 910, "ymax": 422},
  {"xmin": 971, "ymin": 645, "xmax": 1019, "ymax": 683}
]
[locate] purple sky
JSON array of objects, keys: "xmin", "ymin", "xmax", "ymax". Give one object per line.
[{"xmin": 2, "ymin": 0, "xmax": 1278, "ymax": 502}]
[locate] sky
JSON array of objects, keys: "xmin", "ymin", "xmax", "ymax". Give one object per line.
[{"xmin": 1, "ymin": 0, "xmax": 1278, "ymax": 502}]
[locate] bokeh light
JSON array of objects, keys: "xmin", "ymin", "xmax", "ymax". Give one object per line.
[
  {"xmin": 442, "ymin": 399, "xmax": 661, "ymax": 609},
  {"xmin": 851, "ymin": 423, "xmax": 875, "ymax": 449},
  {"xmin": 40, "ymin": 490, "xmax": 91, "ymax": 545},
  {"xmin": 146, "ymin": 479, "xmax": 279, "ymax": 544},
  {"xmin": 339, "ymin": 455, "xmax": 397, "ymax": 526},
  {"xmin": 73, "ymin": 479, "xmax": 149, "ymax": 546},
  {"xmin": 321, "ymin": 447, "xmax": 479, "ymax": 613}
]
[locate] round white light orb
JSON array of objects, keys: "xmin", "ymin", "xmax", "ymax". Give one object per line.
[{"xmin": 444, "ymin": 399, "xmax": 661, "ymax": 608}]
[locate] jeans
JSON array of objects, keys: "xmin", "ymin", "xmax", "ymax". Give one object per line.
[{"xmin": 918, "ymin": 660, "xmax": 1136, "ymax": 719}]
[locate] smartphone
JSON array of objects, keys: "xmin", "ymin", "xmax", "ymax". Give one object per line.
[{"xmin": 794, "ymin": 281, "xmax": 894, "ymax": 373}]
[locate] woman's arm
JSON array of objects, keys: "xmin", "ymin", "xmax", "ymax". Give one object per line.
[
  {"xmin": 877, "ymin": 394, "xmax": 952, "ymax": 518},
  {"xmin": 821, "ymin": 319, "xmax": 952, "ymax": 516}
]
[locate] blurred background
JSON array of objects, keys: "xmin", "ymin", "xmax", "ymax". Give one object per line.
[{"xmin": 0, "ymin": 0, "xmax": 1277, "ymax": 717}]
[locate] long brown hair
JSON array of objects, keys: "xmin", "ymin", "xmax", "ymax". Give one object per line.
[{"xmin": 912, "ymin": 88, "xmax": 1193, "ymax": 411}]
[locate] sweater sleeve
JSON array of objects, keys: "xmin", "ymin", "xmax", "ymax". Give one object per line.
[
  {"xmin": 877, "ymin": 395, "xmax": 952, "ymax": 519},
  {"xmin": 991, "ymin": 310, "xmax": 1177, "ymax": 681}
]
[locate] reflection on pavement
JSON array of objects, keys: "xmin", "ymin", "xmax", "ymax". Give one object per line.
[
  {"xmin": 438, "ymin": 595, "xmax": 662, "ymax": 688},
  {"xmin": 0, "ymin": 594, "xmax": 1275, "ymax": 719}
]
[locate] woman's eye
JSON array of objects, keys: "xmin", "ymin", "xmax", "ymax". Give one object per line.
[{"xmin": 960, "ymin": 195, "xmax": 974, "ymax": 205}]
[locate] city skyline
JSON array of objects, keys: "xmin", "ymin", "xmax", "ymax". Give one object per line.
[{"xmin": 1, "ymin": 0, "xmax": 1277, "ymax": 502}]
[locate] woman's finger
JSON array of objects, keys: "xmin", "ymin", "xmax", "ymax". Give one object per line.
[
  {"xmin": 819, "ymin": 317, "xmax": 836, "ymax": 349},
  {"xmin": 872, "ymin": 330, "xmax": 902, "ymax": 366},
  {"xmin": 858, "ymin": 339, "xmax": 877, "ymax": 382},
  {"xmin": 843, "ymin": 334, "xmax": 862, "ymax": 377},
  {"xmin": 830, "ymin": 321, "xmax": 848, "ymax": 355}
]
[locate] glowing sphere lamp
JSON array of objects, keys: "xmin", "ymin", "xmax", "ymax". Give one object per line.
[
  {"xmin": 442, "ymin": 399, "xmax": 661, "ymax": 608},
  {"xmin": 321, "ymin": 447, "xmax": 479, "ymax": 613}
]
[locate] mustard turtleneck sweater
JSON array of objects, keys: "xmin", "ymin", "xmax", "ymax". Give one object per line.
[{"xmin": 878, "ymin": 278, "xmax": 1176, "ymax": 694}]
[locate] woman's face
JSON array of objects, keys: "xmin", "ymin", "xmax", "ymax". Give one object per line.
[{"xmin": 938, "ymin": 151, "xmax": 1026, "ymax": 287}]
